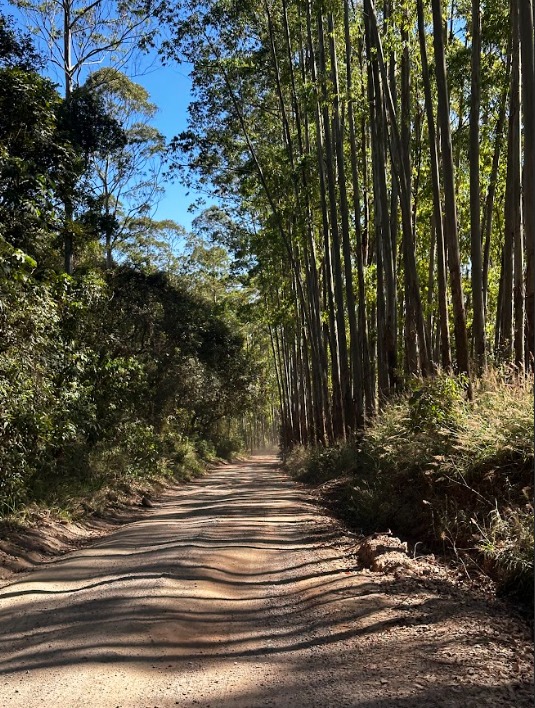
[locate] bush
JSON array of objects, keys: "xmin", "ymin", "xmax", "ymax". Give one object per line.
[
  {"xmin": 474, "ymin": 505, "xmax": 534, "ymax": 601},
  {"xmin": 195, "ymin": 438, "xmax": 217, "ymax": 462},
  {"xmin": 408, "ymin": 374, "xmax": 465, "ymax": 434},
  {"xmin": 286, "ymin": 443, "xmax": 360, "ymax": 484},
  {"xmin": 0, "ymin": 262, "xmax": 255, "ymax": 517},
  {"xmin": 287, "ymin": 372, "xmax": 534, "ymax": 605},
  {"xmin": 213, "ymin": 434, "xmax": 244, "ymax": 461}
]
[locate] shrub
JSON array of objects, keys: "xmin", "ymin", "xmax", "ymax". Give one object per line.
[
  {"xmin": 473, "ymin": 505, "xmax": 534, "ymax": 602},
  {"xmin": 288, "ymin": 371, "xmax": 534, "ymax": 605},
  {"xmin": 213, "ymin": 434, "xmax": 244, "ymax": 461},
  {"xmin": 286, "ymin": 443, "xmax": 360, "ymax": 484},
  {"xmin": 408, "ymin": 374, "xmax": 465, "ymax": 434},
  {"xmin": 195, "ymin": 438, "xmax": 217, "ymax": 462}
]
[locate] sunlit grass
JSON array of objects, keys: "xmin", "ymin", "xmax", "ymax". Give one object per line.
[{"xmin": 286, "ymin": 369, "xmax": 534, "ymax": 605}]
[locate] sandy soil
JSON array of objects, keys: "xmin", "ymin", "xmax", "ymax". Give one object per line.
[{"xmin": 0, "ymin": 456, "xmax": 532, "ymax": 707}]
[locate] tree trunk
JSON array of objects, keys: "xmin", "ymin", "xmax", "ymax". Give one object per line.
[
  {"xmin": 416, "ymin": 0, "xmax": 452, "ymax": 371},
  {"xmin": 306, "ymin": 0, "xmax": 344, "ymax": 439},
  {"xmin": 431, "ymin": 0, "xmax": 471, "ymax": 384},
  {"xmin": 344, "ymin": 0, "xmax": 374, "ymax": 422},
  {"xmin": 63, "ymin": 2, "xmax": 74, "ymax": 274},
  {"xmin": 427, "ymin": 216, "xmax": 436, "ymax": 354},
  {"xmin": 482, "ymin": 68, "xmax": 509, "ymax": 309},
  {"xmin": 318, "ymin": 11, "xmax": 351, "ymax": 436},
  {"xmin": 367, "ymin": 0, "xmax": 430, "ymax": 378},
  {"xmin": 519, "ymin": 0, "xmax": 535, "ymax": 366},
  {"xmin": 364, "ymin": 5, "xmax": 395, "ymax": 400},
  {"xmin": 400, "ymin": 8, "xmax": 420, "ymax": 375},
  {"xmin": 328, "ymin": 10, "xmax": 363, "ymax": 430},
  {"xmin": 470, "ymin": 0, "xmax": 486, "ymax": 372},
  {"xmin": 501, "ymin": 0, "xmax": 521, "ymax": 361}
]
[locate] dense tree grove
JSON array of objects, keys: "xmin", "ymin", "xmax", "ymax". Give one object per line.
[
  {"xmin": 1, "ymin": 0, "xmax": 534, "ymax": 518},
  {"xmin": 160, "ymin": 0, "xmax": 534, "ymax": 450},
  {"xmin": 0, "ymin": 11, "xmax": 267, "ymax": 514}
]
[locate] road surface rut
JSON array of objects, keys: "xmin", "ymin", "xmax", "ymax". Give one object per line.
[{"xmin": 0, "ymin": 456, "xmax": 532, "ymax": 707}]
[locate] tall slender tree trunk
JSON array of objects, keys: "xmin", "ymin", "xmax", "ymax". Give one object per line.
[
  {"xmin": 482, "ymin": 69, "xmax": 510, "ymax": 308},
  {"xmin": 512, "ymin": 1, "xmax": 525, "ymax": 369},
  {"xmin": 416, "ymin": 0, "xmax": 452, "ymax": 371},
  {"xmin": 470, "ymin": 0, "xmax": 486, "ymax": 372},
  {"xmin": 431, "ymin": 0, "xmax": 471, "ymax": 384},
  {"xmin": 63, "ymin": 2, "xmax": 74, "ymax": 275},
  {"xmin": 288, "ymin": 2, "xmax": 330, "ymax": 443},
  {"xmin": 367, "ymin": 0, "xmax": 430, "ymax": 377},
  {"xmin": 364, "ymin": 5, "xmax": 396, "ymax": 400},
  {"xmin": 400, "ymin": 9, "xmax": 420, "ymax": 375},
  {"xmin": 385, "ymin": 0, "xmax": 399, "ymax": 369},
  {"xmin": 427, "ymin": 216, "xmax": 437, "ymax": 351},
  {"xmin": 519, "ymin": 0, "xmax": 535, "ymax": 366},
  {"xmin": 318, "ymin": 11, "xmax": 351, "ymax": 436},
  {"xmin": 269, "ymin": 325, "xmax": 287, "ymax": 447},
  {"xmin": 306, "ymin": 0, "xmax": 343, "ymax": 439},
  {"xmin": 501, "ymin": 0, "xmax": 521, "ymax": 361},
  {"xmin": 344, "ymin": 0, "xmax": 373, "ymax": 421},
  {"xmin": 327, "ymin": 11, "xmax": 362, "ymax": 431}
]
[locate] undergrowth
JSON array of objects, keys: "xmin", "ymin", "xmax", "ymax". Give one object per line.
[
  {"xmin": 285, "ymin": 370, "xmax": 534, "ymax": 607},
  {"xmin": 2, "ymin": 421, "xmax": 243, "ymax": 526}
]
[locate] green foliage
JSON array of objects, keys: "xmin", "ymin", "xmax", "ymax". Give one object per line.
[
  {"xmin": 474, "ymin": 506, "xmax": 534, "ymax": 601},
  {"xmin": 0, "ymin": 256, "xmax": 256, "ymax": 515},
  {"xmin": 287, "ymin": 372, "xmax": 534, "ymax": 605},
  {"xmin": 194, "ymin": 437, "xmax": 217, "ymax": 462},
  {"xmin": 60, "ymin": 84, "xmax": 127, "ymax": 159},
  {"xmin": 212, "ymin": 433, "xmax": 244, "ymax": 460},
  {"xmin": 408, "ymin": 374, "xmax": 465, "ymax": 433},
  {"xmin": 285, "ymin": 443, "xmax": 360, "ymax": 484},
  {"xmin": 0, "ymin": 7, "xmax": 267, "ymax": 525},
  {"xmin": 0, "ymin": 66, "xmax": 65, "ymax": 260},
  {"xmin": 0, "ymin": 13, "xmax": 43, "ymax": 71}
]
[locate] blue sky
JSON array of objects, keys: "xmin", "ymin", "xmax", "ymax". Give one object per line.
[
  {"xmin": 6, "ymin": 2, "xmax": 203, "ymax": 231},
  {"xmin": 133, "ymin": 61, "xmax": 201, "ymax": 231}
]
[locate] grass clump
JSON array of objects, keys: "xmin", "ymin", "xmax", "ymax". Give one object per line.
[
  {"xmin": 285, "ymin": 443, "xmax": 360, "ymax": 484},
  {"xmin": 286, "ymin": 371, "xmax": 534, "ymax": 606}
]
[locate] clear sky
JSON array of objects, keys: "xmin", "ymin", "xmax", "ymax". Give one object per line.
[
  {"xmin": 133, "ymin": 60, "xmax": 201, "ymax": 231},
  {"xmin": 6, "ymin": 2, "xmax": 203, "ymax": 232}
]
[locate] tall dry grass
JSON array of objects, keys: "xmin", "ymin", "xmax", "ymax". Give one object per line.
[{"xmin": 286, "ymin": 370, "xmax": 534, "ymax": 604}]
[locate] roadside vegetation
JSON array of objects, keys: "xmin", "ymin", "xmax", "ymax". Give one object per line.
[
  {"xmin": 0, "ymin": 13, "xmax": 276, "ymax": 528},
  {"xmin": 164, "ymin": 0, "xmax": 534, "ymax": 612},
  {"xmin": 286, "ymin": 371, "xmax": 534, "ymax": 607},
  {"xmin": 1, "ymin": 0, "xmax": 533, "ymax": 620},
  {"xmin": 0, "ymin": 256, "xmax": 259, "ymax": 522}
]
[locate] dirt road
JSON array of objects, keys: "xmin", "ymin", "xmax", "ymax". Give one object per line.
[{"xmin": 0, "ymin": 457, "xmax": 532, "ymax": 707}]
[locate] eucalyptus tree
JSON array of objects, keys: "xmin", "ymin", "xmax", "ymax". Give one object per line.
[
  {"xmin": 160, "ymin": 0, "xmax": 334, "ymax": 445},
  {"xmin": 117, "ymin": 217, "xmax": 184, "ymax": 271},
  {"xmin": 366, "ymin": 0, "xmax": 430, "ymax": 379},
  {"xmin": 469, "ymin": 0, "xmax": 486, "ymax": 372},
  {"xmin": 431, "ymin": 0, "xmax": 471, "ymax": 382},
  {"xmin": 499, "ymin": 0, "xmax": 521, "ymax": 361},
  {"xmin": 416, "ymin": 0, "xmax": 451, "ymax": 371},
  {"xmin": 9, "ymin": 0, "xmax": 158, "ymax": 272},
  {"xmin": 156, "ymin": 0, "xmax": 535, "ymax": 451},
  {"xmin": 82, "ymin": 68, "xmax": 165, "ymax": 268},
  {"xmin": 519, "ymin": 0, "xmax": 535, "ymax": 366}
]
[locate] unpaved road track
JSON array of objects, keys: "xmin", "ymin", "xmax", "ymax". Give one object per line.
[{"xmin": 0, "ymin": 457, "xmax": 532, "ymax": 707}]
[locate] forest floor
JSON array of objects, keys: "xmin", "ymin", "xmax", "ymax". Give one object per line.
[{"xmin": 0, "ymin": 456, "xmax": 532, "ymax": 707}]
